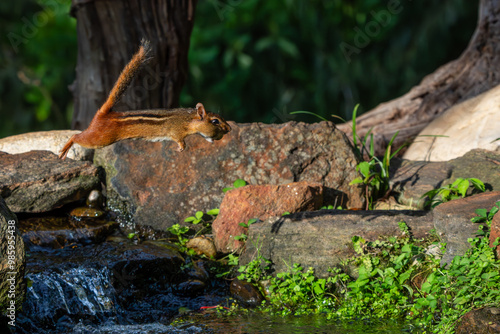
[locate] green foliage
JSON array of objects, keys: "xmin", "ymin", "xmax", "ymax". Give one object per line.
[
  {"xmin": 167, "ymin": 224, "xmax": 190, "ymax": 247},
  {"xmin": 182, "ymin": 1, "xmax": 477, "ymax": 124},
  {"xmin": 234, "ymin": 218, "xmax": 258, "ymax": 241},
  {"xmin": 227, "ymin": 253, "xmax": 239, "ymax": 266},
  {"xmin": 184, "ymin": 208, "xmax": 219, "ymax": 225},
  {"xmin": 421, "ymin": 177, "xmax": 486, "ymax": 208},
  {"xmin": 266, "ymin": 263, "xmax": 336, "ymax": 316},
  {"xmin": 471, "ymin": 201, "xmax": 500, "ymax": 224},
  {"xmin": 223, "ymin": 179, "xmax": 247, "ymax": 193},
  {"xmin": 236, "ymin": 205, "xmax": 500, "ymax": 332},
  {"xmin": 349, "ymin": 105, "xmax": 406, "ymax": 208},
  {"xmin": 0, "ymin": 0, "xmax": 76, "ymax": 137},
  {"xmin": 237, "ymin": 252, "xmax": 272, "ymax": 284}
]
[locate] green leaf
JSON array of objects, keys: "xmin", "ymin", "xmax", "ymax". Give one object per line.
[
  {"xmin": 470, "ymin": 178, "xmax": 486, "ymax": 192},
  {"xmin": 237, "ymin": 53, "xmax": 253, "ymax": 69},
  {"xmin": 475, "ymin": 208, "xmax": 488, "ymax": 218},
  {"xmin": 313, "ymin": 279, "xmax": 326, "ymax": 295},
  {"xmin": 358, "ymin": 161, "xmax": 371, "ymax": 177},
  {"xmin": 247, "ymin": 218, "xmax": 258, "ymax": 225},
  {"xmin": 195, "ymin": 211, "xmax": 204, "ymax": 220},
  {"xmin": 349, "ymin": 177, "xmax": 364, "ymax": 185},
  {"xmin": 207, "ymin": 208, "xmax": 220, "ymax": 216},
  {"xmin": 277, "ymin": 37, "xmax": 299, "ymax": 58},
  {"xmin": 351, "ymin": 104, "xmax": 360, "ymax": 148},
  {"xmin": 289, "ymin": 110, "xmax": 328, "ymax": 121},
  {"xmin": 233, "ymin": 179, "xmax": 247, "ymax": 188},
  {"xmin": 456, "ymin": 179, "xmax": 470, "ymax": 197}
]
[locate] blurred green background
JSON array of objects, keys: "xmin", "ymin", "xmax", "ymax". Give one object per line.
[{"xmin": 0, "ymin": 0, "xmax": 478, "ymax": 138}]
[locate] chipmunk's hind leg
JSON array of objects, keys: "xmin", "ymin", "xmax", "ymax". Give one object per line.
[{"xmin": 59, "ymin": 135, "xmax": 75, "ymax": 160}]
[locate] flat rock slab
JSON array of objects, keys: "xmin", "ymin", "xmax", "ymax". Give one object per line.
[
  {"xmin": 19, "ymin": 216, "xmax": 117, "ymax": 248},
  {"xmin": 391, "ymin": 149, "xmax": 500, "ymax": 209},
  {"xmin": 94, "ymin": 121, "xmax": 364, "ymax": 230},
  {"xmin": 241, "ymin": 192, "xmax": 500, "ymax": 277},
  {"xmin": 434, "ymin": 191, "xmax": 500, "ymax": 265},
  {"xmin": 240, "ymin": 210, "xmax": 433, "ymax": 278},
  {"xmin": 0, "ymin": 151, "xmax": 101, "ymax": 213},
  {"xmin": 0, "ymin": 130, "xmax": 93, "ymax": 161}
]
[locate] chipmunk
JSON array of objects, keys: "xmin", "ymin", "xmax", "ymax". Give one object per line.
[{"xmin": 59, "ymin": 40, "xmax": 231, "ymax": 160}]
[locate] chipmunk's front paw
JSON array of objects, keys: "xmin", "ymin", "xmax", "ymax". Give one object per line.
[{"xmin": 176, "ymin": 141, "xmax": 186, "ymax": 152}]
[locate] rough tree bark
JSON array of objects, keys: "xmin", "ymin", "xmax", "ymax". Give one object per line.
[
  {"xmin": 69, "ymin": 0, "xmax": 196, "ymax": 130},
  {"xmin": 337, "ymin": 0, "xmax": 500, "ymax": 157}
]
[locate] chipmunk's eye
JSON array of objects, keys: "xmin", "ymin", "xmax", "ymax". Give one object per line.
[{"xmin": 211, "ymin": 119, "xmax": 220, "ymax": 125}]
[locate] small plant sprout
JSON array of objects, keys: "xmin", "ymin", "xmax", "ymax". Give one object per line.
[
  {"xmin": 421, "ymin": 177, "xmax": 485, "ymax": 208},
  {"xmin": 167, "ymin": 224, "xmax": 190, "ymax": 247},
  {"xmin": 349, "ymin": 129, "xmax": 405, "ymax": 209},
  {"xmin": 184, "ymin": 208, "xmax": 219, "ymax": 225},
  {"xmin": 223, "ymin": 179, "xmax": 247, "ymax": 193},
  {"xmin": 344, "ymin": 104, "xmax": 408, "ymax": 209},
  {"xmin": 234, "ymin": 218, "xmax": 258, "ymax": 241}
]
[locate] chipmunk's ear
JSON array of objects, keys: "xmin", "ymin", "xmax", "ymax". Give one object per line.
[{"xmin": 196, "ymin": 103, "xmax": 207, "ymax": 120}]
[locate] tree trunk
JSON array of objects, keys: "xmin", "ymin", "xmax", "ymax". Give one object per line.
[
  {"xmin": 69, "ymin": 0, "xmax": 196, "ymax": 130},
  {"xmin": 337, "ymin": 0, "xmax": 500, "ymax": 157}
]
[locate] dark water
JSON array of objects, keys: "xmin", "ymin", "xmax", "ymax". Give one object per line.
[{"xmin": 174, "ymin": 313, "xmax": 420, "ymax": 334}]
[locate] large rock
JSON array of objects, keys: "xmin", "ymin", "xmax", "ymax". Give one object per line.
[
  {"xmin": 240, "ymin": 192, "xmax": 500, "ymax": 277},
  {"xmin": 403, "ymin": 84, "xmax": 500, "ymax": 161},
  {"xmin": 433, "ymin": 191, "xmax": 500, "ymax": 266},
  {"xmin": 94, "ymin": 121, "xmax": 364, "ymax": 230},
  {"xmin": 0, "ymin": 196, "xmax": 26, "ymax": 320},
  {"xmin": 391, "ymin": 149, "xmax": 500, "ymax": 209},
  {"xmin": 0, "ymin": 151, "xmax": 101, "ymax": 213},
  {"xmin": 0, "ymin": 130, "xmax": 92, "ymax": 161},
  {"xmin": 240, "ymin": 209, "xmax": 433, "ymax": 278},
  {"xmin": 213, "ymin": 181, "xmax": 324, "ymax": 253}
]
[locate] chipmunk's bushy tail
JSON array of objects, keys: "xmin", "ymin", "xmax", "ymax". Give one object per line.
[
  {"xmin": 97, "ymin": 39, "xmax": 153, "ymax": 116},
  {"xmin": 59, "ymin": 40, "xmax": 152, "ymax": 160}
]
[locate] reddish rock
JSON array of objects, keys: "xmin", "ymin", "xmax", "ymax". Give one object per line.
[
  {"xmin": 0, "ymin": 151, "xmax": 101, "ymax": 213},
  {"xmin": 94, "ymin": 121, "xmax": 363, "ymax": 230},
  {"xmin": 490, "ymin": 210, "xmax": 500, "ymax": 257},
  {"xmin": 213, "ymin": 181, "xmax": 323, "ymax": 253}
]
